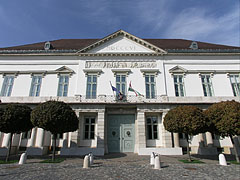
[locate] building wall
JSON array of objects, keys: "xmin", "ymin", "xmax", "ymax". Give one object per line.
[{"xmin": 0, "ymin": 54, "xmax": 239, "ymax": 155}]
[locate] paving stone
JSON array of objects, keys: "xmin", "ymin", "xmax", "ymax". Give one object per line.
[{"xmin": 0, "ymin": 154, "xmax": 239, "ymax": 180}]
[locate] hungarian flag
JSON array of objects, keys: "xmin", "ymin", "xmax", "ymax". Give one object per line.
[{"xmin": 128, "ymin": 82, "xmax": 144, "ymax": 96}]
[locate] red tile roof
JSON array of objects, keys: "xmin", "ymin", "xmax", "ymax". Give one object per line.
[{"xmin": 0, "ymin": 39, "xmax": 239, "ymax": 51}]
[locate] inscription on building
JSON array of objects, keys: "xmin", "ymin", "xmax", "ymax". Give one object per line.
[
  {"xmin": 85, "ymin": 61, "xmax": 157, "ymax": 68},
  {"xmin": 103, "ymin": 46, "xmax": 136, "ymax": 51}
]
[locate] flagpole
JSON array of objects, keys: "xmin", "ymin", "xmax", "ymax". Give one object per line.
[{"xmin": 110, "ymin": 81, "xmax": 115, "ymax": 97}]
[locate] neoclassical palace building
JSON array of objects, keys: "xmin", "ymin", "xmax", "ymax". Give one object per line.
[{"xmin": 0, "ymin": 30, "xmax": 239, "ymax": 156}]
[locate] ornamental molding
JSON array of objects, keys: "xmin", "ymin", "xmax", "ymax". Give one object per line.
[
  {"xmin": 111, "ymin": 69, "xmax": 132, "ymax": 76},
  {"xmin": 0, "ymin": 66, "xmax": 75, "ymax": 76},
  {"xmin": 169, "ymin": 66, "xmax": 187, "ymax": 74},
  {"xmin": 140, "ymin": 69, "xmax": 160, "ymax": 76},
  {"xmin": 83, "ymin": 69, "xmax": 103, "ymax": 76}
]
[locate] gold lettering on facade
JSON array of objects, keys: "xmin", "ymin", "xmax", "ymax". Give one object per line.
[{"xmin": 85, "ymin": 61, "xmax": 157, "ymax": 68}]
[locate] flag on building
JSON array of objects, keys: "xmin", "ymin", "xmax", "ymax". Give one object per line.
[
  {"xmin": 128, "ymin": 81, "xmax": 144, "ymax": 96},
  {"xmin": 110, "ymin": 81, "xmax": 119, "ymax": 93}
]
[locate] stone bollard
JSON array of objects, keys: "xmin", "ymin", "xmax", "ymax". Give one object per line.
[
  {"xmin": 89, "ymin": 152, "xmax": 94, "ymax": 165},
  {"xmin": 83, "ymin": 155, "xmax": 90, "ymax": 168},
  {"xmin": 150, "ymin": 152, "xmax": 155, "ymax": 165},
  {"xmin": 154, "ymin": 154, "xmax": 161, "ymax": 169},
  {"xmin": 219, "ymin": 154, "xmax": 227, "ymax": 166},
  {"xmin": 19, "ymin": 153, "xmax": 27, "ymax": 165}
]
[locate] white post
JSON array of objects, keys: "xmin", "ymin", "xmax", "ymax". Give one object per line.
[
  {"xmin": 28, "ymin": 128, "xmax": 37, "ymax": 147},
  {"xmin": 154, "ymin": 154, "xmax": 161, "ymax": 169},
  {"xmin": 83, "ymin": 155, "xmax": 90, "ymax": 168},
  {"xmin": 89, "ymin": 153, "xmax": 94, "ymax": 165},
  {"xmin": 19, "ymin": 153, "xmax": 27, "ymax": 165},
  {"xmin": 219, "ymin": 154, "xmax": 227, "ymax": 166},
  {"xmin": 150, "ymin": 152, "xmax": 155, "ymax": 165}
]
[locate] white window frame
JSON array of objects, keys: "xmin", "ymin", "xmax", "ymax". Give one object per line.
[
  {"xmin": 86, "ymin": 74, "xmax": 97, "ymax": 99},
  {"xmin": 57, "ymin": 74, "xmax": 69, "ymax": 97},
  {"xmin": 229, "ymin": 74, "xmax": 240, "ymax": 96},
  {"xmin": 146, "ymin": 116, "xmax": 158, "ymax": 140},
  {"xmin": 201, "ymin": 74, "xmax": 214, "ymax": 97},
  {"xmin": 84, "ymin": 116, "xmax": 95, "ymax": 140},
  {"xmin": 29, "ymin": 75, "xmax": 42, "ymax": 97},
  {"xmin": 145, "ymin": 74, "xmax": 156, "ymax": 99},
  {"xmin": 0, "ymin": 75, "xmax": 15, "ymax": 97},
  {"xmin": 173, "ymin": 74, "xmax": 185, "ymax": 97}
]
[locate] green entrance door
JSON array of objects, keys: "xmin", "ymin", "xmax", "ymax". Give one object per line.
[{"xmin": 107, "ymin": 114, "xmax": 135, "ymax": 152}]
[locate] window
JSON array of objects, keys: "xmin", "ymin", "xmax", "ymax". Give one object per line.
[
  {"xmin": 146, "ymin": 116, "xmax": 158, "ymax": 140},
  {"xmin": 179, "ymin": 133, "xmax": 186, "ymax": 139},
  {"xmin": 116, "ymin": 74, "xmax": 126, "ymax": 95},
  {"xmin": 173, "ymin": 75, "xmax": 185, "ymax": 96},
  {"xmin": 52, "ymin": 133, "xmax": 63, "ymax": 139},
  {"xmin": 22, "ymin": 130, "xmax": 32, "ymax": 139},
  {"xmin": 229, "ymin": 74, "xmax": 240, "ymax": 96},
  {"xmin": 0, "ymin": 76, "xmax": 14, "ymax": 96},
  {"xmin": 86, "ymin": 75, "xmax": 97, "ymax": 99},
  {"xmin": 145, "ymin": 75, "xmax": 156, "ymax": 99},
  {"xmin": 57, "ymin": 75, "xmax": 69, "ymax": 97},
  {"xmin": 29, "ymin": 76, "xmax": 42, "ymax": 97},
  {"xmin": 201, "ymin": 75, "xmax": 214, "ymax": 96},
  {"xmin": 84, "ymin": 117, "xmax": 95, "ymax": 139}
]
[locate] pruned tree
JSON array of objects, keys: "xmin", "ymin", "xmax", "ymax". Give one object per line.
[
  {"xmin": 164, "ymin": 105, "xmax": 208, "ymax": 161},
  {"xmin": 0, "ymin": 104, "xmax": 32, "ymax": 162},
  {"xmin": 205, "ymin": 100, "xmax": 240, "ymax": 162},
  {"xmin": 31, "ymin": 101, "xmax": 79, "ymax": 161}
]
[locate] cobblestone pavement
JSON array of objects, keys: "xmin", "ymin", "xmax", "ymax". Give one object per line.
[{"xmin": 0, "ymin": 153, "xmax": 239, "ymax": 180}]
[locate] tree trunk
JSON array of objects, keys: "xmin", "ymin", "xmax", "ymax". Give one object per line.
[
  {"xmin": 186, "ymin": 134, "xmax": 192, "ymax": 162},
  {"xmin": 52, "ymin": 134, "xmax": 56, "ymax": 162},
  {"xmin": 230, "ymin": 135, "xmax": 240, "ymax": 163},
  {"xmin": 5, "ymin": 133, "xmax": 13, "ymax": 162}
]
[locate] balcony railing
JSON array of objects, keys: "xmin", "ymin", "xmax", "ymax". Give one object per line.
[{"xmin": 0, "ymin": 95, "xmax": 239, "ymax": 104}]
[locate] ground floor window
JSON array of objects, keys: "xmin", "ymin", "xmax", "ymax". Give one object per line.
[
  {"xmin": 21, "ymin": 130, "xmax": 32, "ymax": 139},
  {"xmin": 52, "ymin": 133, "xmax": 63, "ymax": 139},
  {"xmin": 84, "ymin": 116, "xmax": 95, "ymax": 139},
  {"xmin": 146, "ymin": 116, "xmax": 158, "ymax": 140}
]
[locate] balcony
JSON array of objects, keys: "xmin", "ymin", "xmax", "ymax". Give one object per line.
[{"xmin": 0, "ymin": 95, "xmax": 239, "ymax": 104}]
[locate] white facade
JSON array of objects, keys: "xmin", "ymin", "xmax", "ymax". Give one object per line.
[{"xmin": 0, "ymin": 30, "xmax": 239, "ymax": 156}]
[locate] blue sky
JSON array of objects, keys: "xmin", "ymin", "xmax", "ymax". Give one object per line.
[{"xmin": 0, "ymin": 0, "xmax": 239, "ymax": 48}]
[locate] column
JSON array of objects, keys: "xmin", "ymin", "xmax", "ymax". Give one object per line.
[
  {"xmin": 12, "ymin": 134, "xmax": 20, "ymax": 146},
  {"xmin": 35, "ymin": 128, "xmax": 45, "ymax": 147},
  {"xmin": 173, "ymin": 133, "xmax": 180, "ymax": 147},
  {"xmin": 136, "ymin": 110, "xmax": 146, "ymax": 151},
  {"xmin": 161, "ymin": 111, "xmax": 172, "ymax": 148},
  {"xmin": 28, "ymin": 128, "xmax": 37, "ymax": 147},
  {"xmin": 62, "ymin": 133, "xmax": 69, "ymax": 148},
  {"xmin": 206, "ymin": 132, "xmax": 213, "ymax": 147},
  {"xmin": 0, "ymin": 132, "xmax": 3, "ymax": 146},
  {"xmin": 97, "ymin": 109, "xmax": 105, "ymax": 148},
  {"xmin": 198, "ymin": 133, "xmax": 205, "ymax": 147},
  {"xmin": 43, "ymin": 131, "xmax": 51, "ymax": 147},
  {"xmin": 70, "ymin": 111, "xmax": 79, "ymax": 147},
  {"xmin": 2, "ymin": 133, "xmax": 11, "ymax": 147}
]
